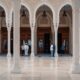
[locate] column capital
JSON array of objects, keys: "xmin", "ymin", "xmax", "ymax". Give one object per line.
[
  {"xmin": 7, "ymin": 22, "xmax": 12, "ymax": 28},
  {"xmin": 7, "ymin": 26, "xmax": 11, "ymax": 31},
  {"xmin": 6, "ymin": 12, "xmax": 12, "ymax": 29},
  {"xmin": 31, "ymin": 23, "xmax": 36, "ymax": 31},
  {"xmin": 30, "ymin": 22, "xmax": 35, "ymax": 27},
  {"xmin": 6, "ymin": 21, "xmax": 12, "ymax": 30}
]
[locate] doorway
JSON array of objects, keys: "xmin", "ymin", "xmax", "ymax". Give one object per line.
[
  {"xmin": 44, "ymin": 33, "xmax": 50, "ymax": 54},
  {"xmin": 11, "ymin": 39, "xmax": 13, "ymax": 55},
  {"xmin": 58, "ymin": 32, "xmax": 62, "ymax": 54}
]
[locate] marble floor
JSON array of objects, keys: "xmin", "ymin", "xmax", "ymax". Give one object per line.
[{"xmin": 0, "ymin": 56, "xmax": 80, "ymax": 80}]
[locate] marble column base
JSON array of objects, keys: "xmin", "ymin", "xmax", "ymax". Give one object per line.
[
  {"xmin": 31, "ymin": 52, "xmax": 35, "ymax": 57},
  {"xmin": 54, "ymin": 53, "xmax": 58, "ymax": 57},
  {"xmin": 7, "ymin": 53, "xmax": 11, "ymax": 57}
]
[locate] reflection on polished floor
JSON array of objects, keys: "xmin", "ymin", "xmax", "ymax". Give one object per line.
[{"xmin": 0, "ymin": 56, "xmax": 80, "ymax": 80}]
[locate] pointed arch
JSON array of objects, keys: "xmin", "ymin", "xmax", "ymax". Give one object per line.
[{"xmin": 33, "ymin": 2, "xmax": 55, "ymax": 26}]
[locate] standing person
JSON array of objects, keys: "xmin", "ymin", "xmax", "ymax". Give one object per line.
[
  {"xmin": 50, "ymin": 43, "xmax": 54, "ymax": 57},
  {"xmin": 24, "ymin": 43, "xmax": 29, "ymax": 56},
  {"xmin": 21, "ymin": 40, "xmax": 25, "ymax": 56}
]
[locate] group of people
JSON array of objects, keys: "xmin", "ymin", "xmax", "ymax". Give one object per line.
[
  {"xmin": 21, "ymin": 41, "xmax": 65, "ymax": 57},
  {"xmin": 22, "ymin": 43, "xmax": 56, "ymax": 57}
]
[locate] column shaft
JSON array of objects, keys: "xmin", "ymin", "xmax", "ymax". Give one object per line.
[
  {"xmin": 51, "ymin": 24, "xmax": 55, "ymax": 43},
  {"xmin": 54, "ymin": 28, "xmax": 58, "ymax": 57},
  {"xmin": 12, "ymin": 0, "xmax": 21, "ymax": 73},
  {"xmin": 72, "ymin": 9, "xmax": 80, "ymax": 74},
  {"xmin": 0, "ymin": 17, "xmax": 1, "ymax": 53},
  {"xmin": 0, "ymin": 26, "xmax": 1, "ymax": 54},
  {"xmin": 34, "ymin": 29, "xmax": 37, "ymax": 55},
  {"xmin": 31, "ymin": 27, "xmax": 35, "ymax": 57},
  {"xmin": 7, "ymin": 27, "xmax": 11, "ymax": 57}
]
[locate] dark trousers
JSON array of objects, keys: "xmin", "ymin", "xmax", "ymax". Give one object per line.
[{"xmin": 61, "ymin": 50, "xmax": 64, "ymax": 54}]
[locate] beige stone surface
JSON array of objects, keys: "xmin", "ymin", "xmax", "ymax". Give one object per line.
[{"xmin": 0, "ymin": 57, "xmax": 79, "ymax": 80}]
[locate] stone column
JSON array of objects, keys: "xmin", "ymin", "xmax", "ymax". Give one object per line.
[
  {"xmin": 69, "ymin": 24, "xmax": 72, "ymax": 55},
  {"xmin": 51, "ymin": 23, "xmax": 55, "ymax": 43},
  {"xmin": 6, "ymin": 10, "xmax": 12, "ymax": 57},
  {"xmin": 7, "ymin": 26, "xmax": 11, "ymax": 57},
  {"xmin": 31, "ymin": 25, "xmax": 36, "ymax": 57},
  {"xmin": 51, "ymin": 26, "xmax": 55, "ymax": 45},
  {"xmin": 0, "ymin": 17, "xmax": 1, "ymax": 53},
  {"xmin": 12, "ymin": 0, "xmax": 21, "ymax": 73},
  {"xmin": 72, "ymin": 8, "xmax": 80, "ymax": 74},
  {"xmin": 54, "ymin": 11, "xmax": 59, "ymax": 58},
  {"xmin": 54, "ymin": 25, "xmax": 58, "ymax": 57},
  {"xmin": 34, "ymin": 28, "xmax": 37, "ymax": 55},
  {"xmin": 0, "ymin": 27, "xmax": 1, "ymax": 54}
]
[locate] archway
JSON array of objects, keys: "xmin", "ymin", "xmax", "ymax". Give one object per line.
[
  {"xmin": 20, "ymin": 5, "xmax": 31, "ymax": 56},
  {"xmin": 36, "ymin": 5, "xmax": 54, "ymax": 56},
  {"xmin": 0, "ymin": 6, "xmax": 7, "ymax": 56},
  {"xmin": 58, "ymin": 5, "xmax": 72, "ymax": 56}
]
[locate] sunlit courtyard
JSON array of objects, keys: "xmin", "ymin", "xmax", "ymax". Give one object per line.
[
  {"xmin": 0, "ymin": 0, "xmax": 80, "ymax": 80},
  {"xmin": 0, "ymin": 56, "xmax": 79, "ymax": 80}
]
